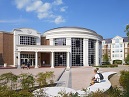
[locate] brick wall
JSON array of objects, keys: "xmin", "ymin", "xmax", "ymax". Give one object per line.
[
  {"xmin": 41, "ymin": 37, "xmax": 50, "ymax": 45},
  {"xmin": 0, "ymin": 33, "xmax": 4, "ymax": 65},
  {"xmin": 3, "ymin": 33, "xmax": 13, "ymax": 65}
]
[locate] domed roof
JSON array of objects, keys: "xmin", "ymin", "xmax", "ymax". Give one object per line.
[{"xmin": 44, "ymin": 26, "xmax": 97, "ymax": 35}]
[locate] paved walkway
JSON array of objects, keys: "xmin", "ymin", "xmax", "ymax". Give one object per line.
[
  {"xmin": 0, "ymin": 65, "xmax": 129, "ymax": 90},
  {"xmin": 55, "ymin": 65, "xmax": 129, "ymax": 90}
]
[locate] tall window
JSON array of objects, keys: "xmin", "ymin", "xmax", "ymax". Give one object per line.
[
  {"xmin": 91, "ymin": 41, "xmax": 94, "ymax": 48},
  {"xmin": 20, "ymin": 36, "xmax": 36, "ymax": 45},
  {"xmin": 76, "ymin": 40, "xmax": 80, "ymax": 47},
  {"xmin": 76, "ymin": 55, "xmax": 80, "ymax": 64},
  {"xmin": 115, "ymin": 39, "xmax": 119, "ymax": 43},
  {"xmin": 54, "ymin": 38, "xmax": 66, "ymax": 46}
]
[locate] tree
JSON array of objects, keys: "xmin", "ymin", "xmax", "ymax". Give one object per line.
[
  {"xmin": 103, "ymin": 54, "xmax": 109, "ymax": 62},
  {"xmin": 125, "ymin": 24, "xmax": 129, "ymax": 39},
  {"xmin": 125, "ymin": 54, "xmax": 129, "ymax": 64}
]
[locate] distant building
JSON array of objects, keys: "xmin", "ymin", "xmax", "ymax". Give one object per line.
[
  {"xmin": 0, "ymin": 27, "xmax": 103, "ymax": 68},
  {"xmin": 102, "ymin": 36, "xmax": 129, "ymax": 64}
]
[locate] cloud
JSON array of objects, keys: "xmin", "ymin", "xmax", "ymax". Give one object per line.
[
  {"xmin": 14, "ymin": 0, "xmax": 67, "ymax": 24},
  {"xmin": 15, "ymin": 0, "xmax": 31, "ymax": 9},
  {"xmin": 54, "ymin": 16, "xmax": 65, "ymax": 24},
  {"xmin": 0, "ymin": 19, "xmax": 27, "ymax": 23},
  {"xmin": 53, "ymin": 0, "xmax": 63, "ymax": 5},
  {"xmin": 60, "ymin": 6, "xmax": 68, "ymax": 12}
]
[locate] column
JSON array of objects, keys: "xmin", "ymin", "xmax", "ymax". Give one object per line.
[
  {"xmin": 67, "ymin": 52, "xmax": 70, "ymax": 68},
  {"xmin": 83, "ymin": 38, "xmax": 89, "ymax": 66},
  {"xmin": 35, "ymin": 52, "xmax": 38, "ymax": 68},
  {"xmin": 66, "ymin": 38, "xmax": 72, "ymax": 67},
  {"xmin": 51, "ymin": 52, "xmax": 54, "ymax": 68},
  {"xmin": 99, "ymin": 42, "xmax": 102, "ymax": 65},
  {"xmin": 95, "ymin": 40, "xmax": 99, "ymax": 66},
  {"xmin": 17, "ymin": 52, "xmax": 21, "ymax": 68}
]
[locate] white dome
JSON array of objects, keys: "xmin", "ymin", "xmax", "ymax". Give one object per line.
[{"xmin": 43, "ymin": 27, "xmax": 103, "ymax": 40}]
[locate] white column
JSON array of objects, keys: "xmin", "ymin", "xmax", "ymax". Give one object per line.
[
  {"xmin": 67, "ymin": 52, "xmax": 70, "ymax": 68},
  {"xmin": 95, "ymin": 40, "xmax": 99, "ymax": 66},
  {"xmin": 51, "ymin": 52, "xmax": 54, "ymax": 68},
  {"xmin": 35, "ymin": 52, "xmax": 38, "ymax": 68},
  {"xmin": 17, "ymin": 52, "xmax": 21, "ymax": 68},
  {"xmin": 66, "ymin": 38, "xmax": 72, "ymax": 67},
  {"xmin": 99, "ymin": 42, "xmax": 102, "ymax": 65},
  {"xmin": 83, "ymin": 38, "xmax": 89, "ymax": 66}
]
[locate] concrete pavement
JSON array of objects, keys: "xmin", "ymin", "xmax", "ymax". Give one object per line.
[{"xmin": 0, "ymin": 65, "xmax": 129, "ymax": 90}]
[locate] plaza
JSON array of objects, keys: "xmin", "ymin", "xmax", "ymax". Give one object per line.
[{"xmin": 0, "ymin": 65, "xmax": 128, "ymax": 90}]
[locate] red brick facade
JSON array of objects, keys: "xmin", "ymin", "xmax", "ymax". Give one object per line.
[{"xmin": 0, "ymin": 32, "xmax": 13, "ymax": 65}]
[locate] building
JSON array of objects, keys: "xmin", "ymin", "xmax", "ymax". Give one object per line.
[
  {"xmin": 0, "ymin": 27, "xmax": 103, "ymax": 68},
  {"xmin": 102, "ymin": 36, "xmax": 129, "ymax": 64}
]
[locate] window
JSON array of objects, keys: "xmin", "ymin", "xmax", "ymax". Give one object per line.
[
  {"xmin": 112, "ymin": 44, "xmax": 114, "ymax": 48},
  {"xmin": 55, "ymin": 38, "xmax": 66, "ymax": 46},
  {"xmin": 20, "ymin": 36, "xmax": 36, "ymax": 45},
  {"xmin": 76, "ymin": 55, "xmax": 80, "ymax": 64},
  {"xmin": 115, "ymin": 44, "xmax": 119, "ymax": 48},
  {"xmin": 91, "ymin": 41, "xmax": 94, "ymax": 48},
  {"xmin": 125, "ymin": 54, "xmax": 127, "ymax": 57},
  {"xmin": 125, "ymin": 49, "xmax": 127, "ymax": 53},
  {"xmin": 115, "ymin": 39, "xmax": 119, "ymax": 43},
  {"xmin": 76, "ymin": 40, "xmax": 80, "ymax": 47},
  {"xmin": 120, "ymin": 44, "xmax": 122, "ymax": 47},
  {"xmin": 108, "ymin": 44, "xmax": 110, "ymax": 48},
  {"xmin": 91, "ymin": 55, "xmax": 94, "ymax": 64}
]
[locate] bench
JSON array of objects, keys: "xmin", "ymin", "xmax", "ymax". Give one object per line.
[
  {"xmin": 33, "ymin": 72, "xmax": 116, "ymax": 97},
  {"xmin": 77, "ymin": 72, "xmax": 117, "ymax": 96}
]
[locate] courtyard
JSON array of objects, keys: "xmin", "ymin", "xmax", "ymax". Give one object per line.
[{"xmin": 0, "ymin": 65, "xmax": 128, "ymax": 90}]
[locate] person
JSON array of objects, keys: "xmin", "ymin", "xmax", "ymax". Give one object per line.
[
  {"xmin": 21, "ymin": 61, "xmax": 25, "ymax": 69},
  {"xmin": 90, "ymin": 69, "xmax": 100, "ymax": 85},
  {"xmin": 27, "ymin": 61, "xmax": 30, "ymax": 69},
  {"xmin": 96, "ymin": 67, "xmax": 99, "ymax": 73}
]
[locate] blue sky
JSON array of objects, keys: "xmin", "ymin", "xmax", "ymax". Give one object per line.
[{"xmin": 0, "ymin": 0, "xmax": 129, "ymax": 39}]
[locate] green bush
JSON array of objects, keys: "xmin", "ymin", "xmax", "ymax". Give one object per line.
[
  {"xmin": 119, "ymin": 70, "xmax": 129, "ymax": 92},
  {"xmin": 107, "ymin": 87, "xmax": 122, "ymax": 97},
  {"xmin": 94, "ymin": 64, "xmax": 118, "ymax": 68}
]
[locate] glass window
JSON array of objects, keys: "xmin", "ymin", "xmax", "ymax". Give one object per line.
[
  {"xmin": 91, "ymin": 41, "xmax": 94, "ymax": 48},
  {"xmin": 115, "ymin": 39, "xmax": 119, "ymax": 43},
  {"xmin": 115, "ymin": 44, "xmax": 119, "ymax": 48},
  {"xmin": 20, "ymin": 36, "xmax": 36, "ymax": 45},
  {"xmin": 120, "ymin": 44, "xmax": 122, "ymax": 47},
  {"xmin": 125, "ymin": 49, "xmax": 127, "ymax": 53},
  {"xmin": 76, "ymin": 40, "xmax": 80, "ymax": 47},
  {"xmin": 108, "ymin": 44, "xmax": 110, "ymax": 48},
  {"xmin": 54, "ymin": 38, "xmax": 66, "ymax": 46},
  {"xmin": 76, "ymin": 55, "xmax": 80, "ymax": 64}
]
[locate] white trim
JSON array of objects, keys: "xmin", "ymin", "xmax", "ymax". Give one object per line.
[{"xmin": 17, "ymin": 45, "xmax": 71, "ymax": 52}]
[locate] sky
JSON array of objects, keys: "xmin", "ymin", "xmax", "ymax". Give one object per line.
[{"xmin": 0, "ymin": 0, "xmax": 129, "ymax": 39}]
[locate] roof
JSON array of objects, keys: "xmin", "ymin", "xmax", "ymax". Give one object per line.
[
  {"xmin": 103, "ymin": 37, "xmax": 129, "ymax": 43},
  {"xmin": 45, "ymin": 26, "xmax": 97, "ymax": 34}
]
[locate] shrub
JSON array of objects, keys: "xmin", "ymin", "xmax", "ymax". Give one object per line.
[
  {"xmin": 107, "ymin": 87, "xmax": 122, "ymax": 97},
  {"xmin": 87, "ymin": 90, "xmax": 106, "ymax": 97},
  {"xmin": 119, "ymin": 70, "xmax": 129, "ymax": 92},
  {"xmin": 94, "ymin": 64, "xmax": 118, "ymax": 68}
]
